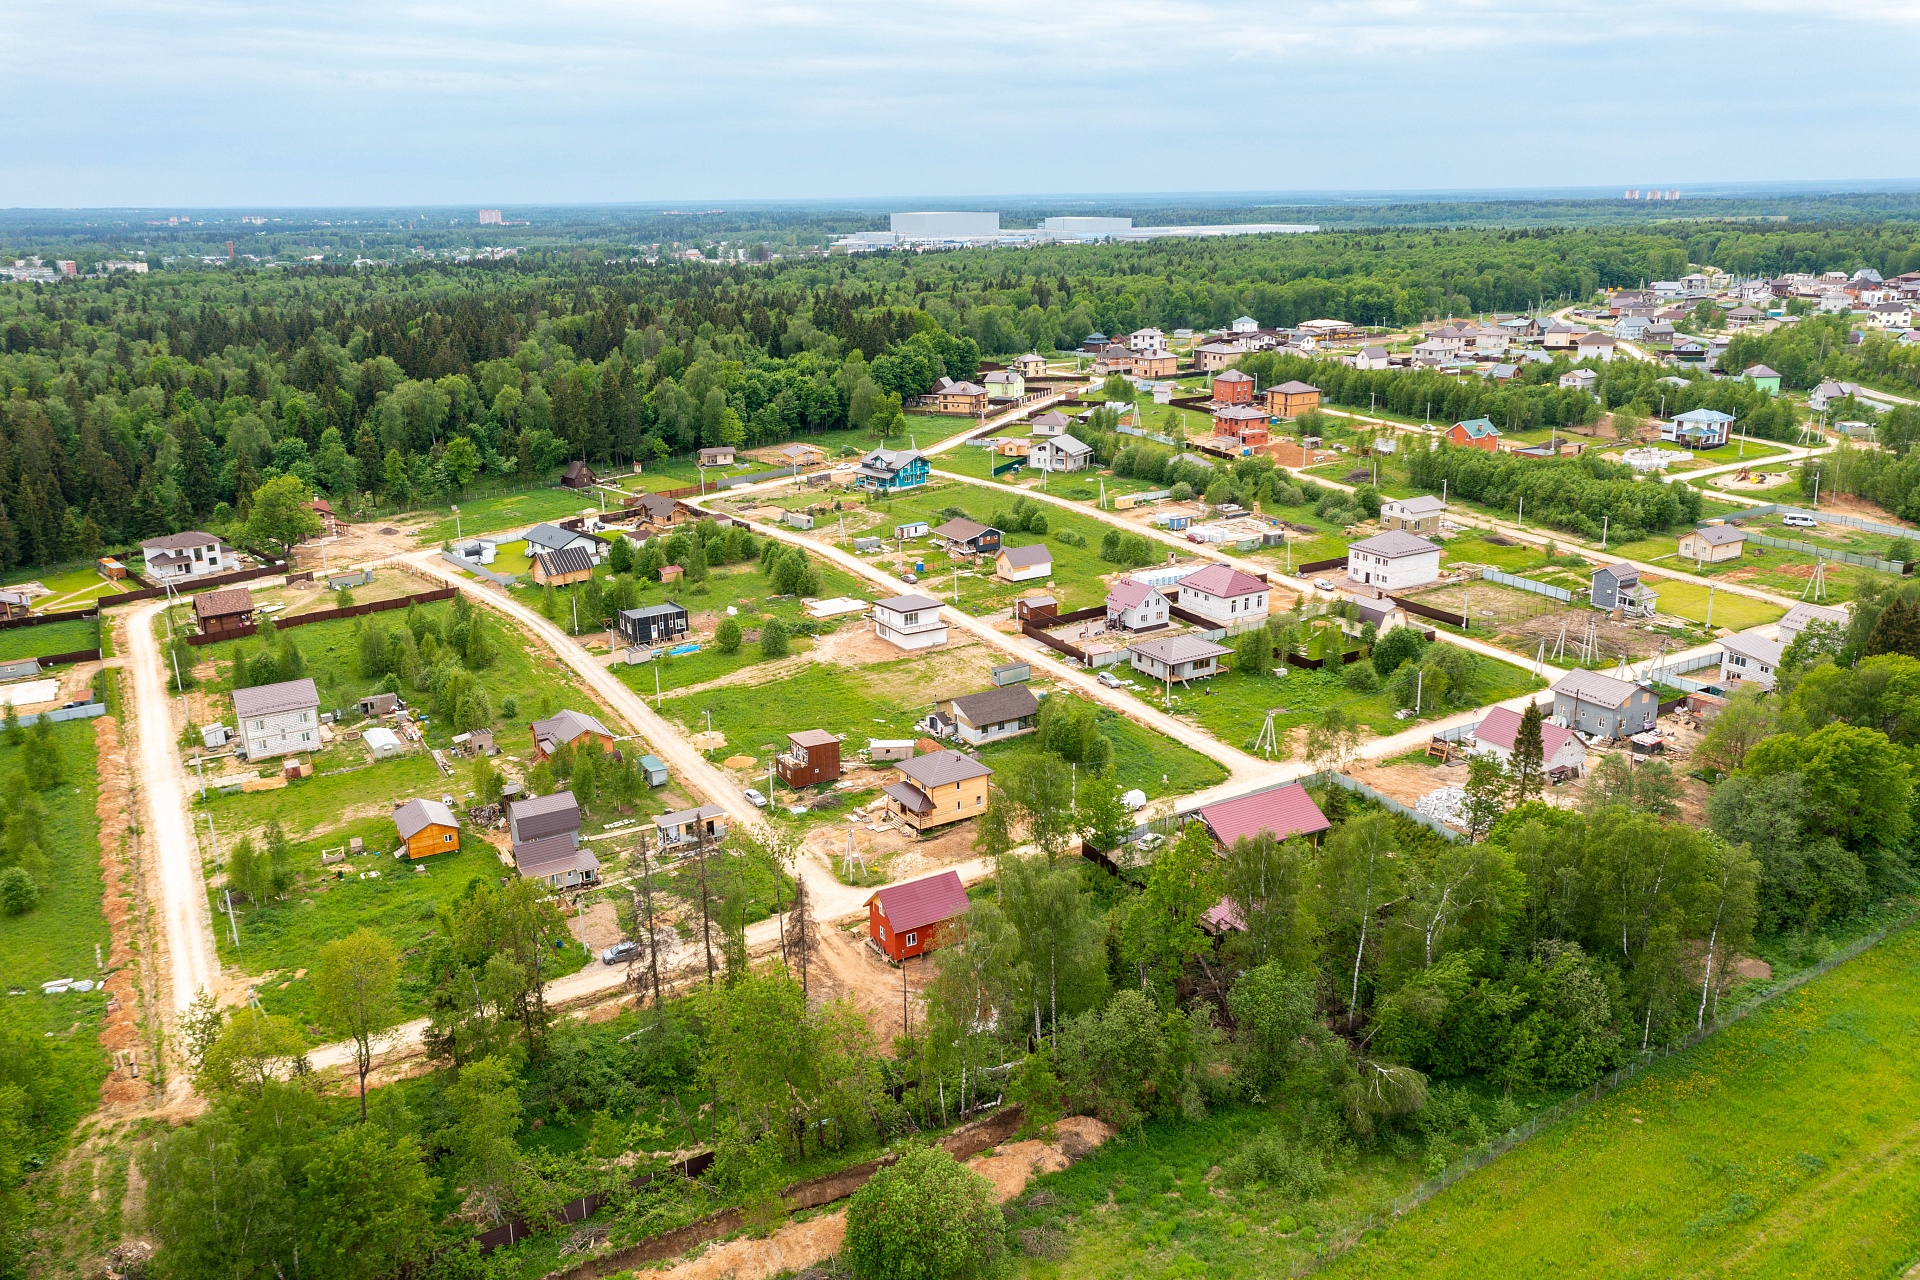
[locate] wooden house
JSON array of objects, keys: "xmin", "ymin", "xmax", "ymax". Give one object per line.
[
  {"xmin": 393, "ymin": 797, "xmax": 460, "ymax": 859},
  {"xmin": 562, "ymin": 460, "xmax": 598, "ymax": 489},
  {"xmin": 194, "ymin": 588, "xmax": 256, "ymax": 639},
  {"xmin": 883, "ymin": 750, "xmax": 993, "ymax": 833},
  {"xmin": 866, "ymin": 870, "xmax": 970, "ymax": 962},
  {"xmin": 776, "ymin": 729, "xmax": 842, "ymax": 788},
  {"xmin": 532, "ymin": 545, "xmax": 596, "ymax": 586}
]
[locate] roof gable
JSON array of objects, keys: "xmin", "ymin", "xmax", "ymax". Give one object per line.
[
  {"xmin": 1198, "ymin": 782, "xmax": 1330, "ymax": 847},
  {"xmin": 1181, "ymin": 563, "xmax": 1266, "ymax": 598},
  {"xmin": 868, "ymin": 870, "xmax": 970, "ymax": 933}
]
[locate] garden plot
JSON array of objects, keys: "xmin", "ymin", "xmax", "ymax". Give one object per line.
[{"xmin": 1402, "ymin": 580, "xmax": 1681, "ymax": 668}]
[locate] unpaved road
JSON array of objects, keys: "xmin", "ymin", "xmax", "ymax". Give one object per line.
[{"xmin": 124, "ymin": 599, "xmax": 220, "ymax": 1017}]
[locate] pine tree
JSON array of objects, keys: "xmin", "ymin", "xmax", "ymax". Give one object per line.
[
  {"xmin": 1510, "ymin": 700, "xmax": 1546, "ymax": 802},
  {"xmin": 1865, "ymin": 593, "xmax": 1920, "ymax": 659}
]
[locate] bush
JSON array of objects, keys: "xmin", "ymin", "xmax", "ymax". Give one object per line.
[
  {"xmin": 715, "ymin": 617, "xmax": 743, "ymax": 654},
  {"xmin": 842, "ymin": 1144, "xmax": 1003, "ymax": 1280},
  {"xmin": 1219, "ymin": 1130, "xmax": 1330, "ymax": 1199},
  {"xmin": 500, "ymin": 696, "xmax": 517, "ymax": 719},
  {"xmin": 1372, "ymin": 625, "xmax": 1429, "ymax": 677},
  {"xmin": 759, "ymin": 618, "xmax": 791, "ymax": 659},
  {"xmin": 1342, "ymin": 660, "xmax": 1380, "ymax": 693},
  {"xmin": 1170, "ymin": 481, "xmax": 1194, "ymax": 502},
  {"xmin": 0, "ymin": 867, "xmax": 38, "ymax": 916}
]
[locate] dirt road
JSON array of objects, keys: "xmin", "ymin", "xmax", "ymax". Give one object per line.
[{"xmin": 123, "ymin": 599, "xmax": 221, "ymax": 1017}]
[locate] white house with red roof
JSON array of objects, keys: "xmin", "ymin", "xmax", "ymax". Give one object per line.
[
  {"xmin": 1467, "ymin": 705, "xmax": 1586, "ymax": 777},
  {"xmin": 1175, "ymin": 563, "xmax": 1270, "ymax": 627},
  {"xmin": 1105, "ymin": 580, "xmax": 1170, "ymax": 632},
  {"xmin": 866, "ymin": 869, "xmax": 970, "ymax": 962}
]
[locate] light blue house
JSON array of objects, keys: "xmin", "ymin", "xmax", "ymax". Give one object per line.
[
  {"xmin": 1663, "ymin": 408, "xmax": 1735, "ymax": 448},
  {"xmin": 852, "ymin": 448, "xmax": 930, "ymax": 492}
]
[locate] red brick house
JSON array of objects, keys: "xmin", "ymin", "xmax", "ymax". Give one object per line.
[
  {"xmin": 1212, "ymin": 369, "xmax": 1255, "ymax": 405},
  {"xmin": 866, "ymin": 870, "xmax": 970, "ymax": 962},
  {"xmin": 1445, "ymin": 418, "xmax": 1503, "ymax": 452}
]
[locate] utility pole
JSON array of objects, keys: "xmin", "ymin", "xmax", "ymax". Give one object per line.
[{"xmin": 1601, "ymin": 514, "xmax": 1609, "ymax": 549}]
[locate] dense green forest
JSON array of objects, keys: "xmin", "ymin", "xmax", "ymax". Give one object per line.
[{"xmin": 0, "ymin": 219, "xmax": 1915, "ymax": 577}]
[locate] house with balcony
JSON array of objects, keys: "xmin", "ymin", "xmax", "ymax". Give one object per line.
[
  {"xmin": 872, "ymin": 594, "xmax": 948, "ymax": 651},
  {"xmin": 852, "ymin": 448, "xmax": 930, "ymax": 492}
]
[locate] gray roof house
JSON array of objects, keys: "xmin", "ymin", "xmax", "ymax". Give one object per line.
[
  {"xmin": 943, "ymin": 686, "xmax": 1040, "ymax": 746},
  {"xmin": 1551, "ymin": 671, "xmax": 1658, "ymax": 739}
]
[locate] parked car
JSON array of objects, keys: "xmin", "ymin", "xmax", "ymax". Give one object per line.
[
  {"xmin": 901, "ymin": 572, "xmax": 918, "ymax": 584},
  {"xmin": 743, "ymin": 787, "xmax": 769, "ymax": 808},
  {"xmin": 1782, "ymin": 513, "xmax": 1818, "ymax": 529},
  {"xmin": 1312, "ymin": 577, "xmax": 1334, "ymax": 591},
  {"xmin": 1097, "ymin": 670, "xmax": 1123, "ymax": 688},
  {"xmin": 601, "ymin": 941, "xmax": 637, "ymax": 965}
]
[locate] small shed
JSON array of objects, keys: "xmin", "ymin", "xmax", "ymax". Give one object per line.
[
  {"xmin": 990, "ymin": 662, "xmax": 1031, "ymax": 686},
  {"xmin": 363, "ymin": 726, "xmax": 404, "ymax": 760},
  {"xmin": 561, "ymin": 460, "xmax": 598, "ymax": 489},
  {"xmin": 358, "ymin": 692, "xmax": 400, "ymax": 717},
  {"xmin": 786, "ymin": 511, "xmax": 816, "ymax": 531},
  {"xmin": 393, "ymin": 797, "xmax": 460, "ymax": 859},
  {"xmin": 1014, "ymin": 595, "xmax": 1058, "ymax": 624},
  {"xmin": 894, "ymin": 521, "xmax": 930, "ymax": 539},
  {"xmin": 698, "ymin": 446, "xmax": 736, "ymax": 467},
  {"xmin": 638, "ymin": 754, "xmax": 670, "ymax": 787},
  {"xmin": 868, "ymin": 738, "xmax": 916, "ymax": 762},
  {"xmin": 853, "ymin": 537, "xmax": 882, "ymax": 553},
  {"xmin": 867, "ymin": 870, "xmax": 970, "ymax": 963}
]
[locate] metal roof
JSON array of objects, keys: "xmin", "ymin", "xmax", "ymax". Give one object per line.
[
  {"xmin": 1180, "ymin": 563, "xmax": 1267, "ymax": 597},
  {"xmin": 233, "ymin": 677, "xmax": 320, "ymax": 720},
  {"xmin": 1348, "ymin": 531, "xmax": 1441, "ymax": 560},
  {"xmin": 1552, "ymin": 669, "xmax": 1643, "ymax": 709},
  {"xmin": 874, "ymin": 594, "xmax": 943, "ymax": 614},
  {"xmin": 140, "ymin": 530, "xmax": 220, "ymax": 551},
  {"xmin": 893, "ymin": 749, "xmax": 993, "ymax": 789},
  {"xmin": 1198, "ymin": 782, "xmax": 1330, "ymax": 847},
  {"xmin": 998, "ymin": 544, "xmax": 1052, "ymax": 568},
  {"xmin": 867, "ymin": 870, "xmax": 970, "ymax": 933},
  {"xmin": 508, "ymin": 791, "xmax": 581, "ymax": 841},
  {"xmin": 933, "ymin": 518, "xmax": 996, "ymax": 543},
  {"xmin": 514, "ymin": 836, "xmax": 600, "ymax": 880},
  {"xmin": 531, "ymin": 708, "xmax": 612, "ymax": 745},
  {"xmin": 394, "ymin": 797, "xmax": 459, "ymax": 839},
  {"xmin": 1128, "ymin": 634, "xmax": 1232, "ymax": 664},
  {"xmin": 535, "ymin": 545, "xmax": 597, "ymax": 578},
  {"xmin": 948, "ymin": 686, "xmax": 1039, "ymax": 727},
  {"xmin": 1688, "ymin": 524, "xmax": 1747, "ymax": 546},
  {"xmin": 789, "ymin": 729, "xmax": 839, "ymax": 748},
  {"xmin": 1471, "ymin": 705, "xmax": 1579, "ymax": 760}
]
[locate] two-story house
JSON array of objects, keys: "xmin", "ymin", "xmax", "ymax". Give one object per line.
[
  {"xmin": 507, "ymin": 790, "xmax": 600, "ymax": 888},
  {"xmin": 883, "ymin": 750, "xmax": 994, "ymax": 834},
  {"xmin": 1105, "ymin": 580, "xmax": 1170, "ymax": 631},
  {"xmin": 1345, "ymin": 531, "xmax": 1441, "ymax": 592},
  {"xmin": 872, "ymin": 594, "xmax": 948, "ymax": 651},
  {"xmin": 853, "ymin": 448, "xmax": 930, "ymax": 492},
  {"xmin": 1552, "ymin": 670, "xmax": 1657, "ymax": 738},
  {"xmin": 1378, "ymin": 495, "xmax": 1447, "ymax": 534},
  {"xmin": 141, "ymin": 531, "xmax": 235, "ymax": 582},
  {"xmin": 1176, "ymin": 563, "xmax": 1270, "ymax": 627},
  {"xmin": 1265, "ymin": 381, "xmax": 1321, "ymax": 419},
  {"xmin": 1212, "ymin": 369, "xmax": 1255, "ymax": 405},
  {"xmin": 1445, "ymin": 418, "xmax": 1503, "ymax": 451},
  {"xmin": 1719, "ymin": 631, "xmax": 1784, "ymax": 691},
  {"xmin": 234, "ymin": 677, "xmax": 321, "ymax": 761},
  {"xmin": 1029, "ymin": 434, "xmax": 1093, "ymax": 472}
]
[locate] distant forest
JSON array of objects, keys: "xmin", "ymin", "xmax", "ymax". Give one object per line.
[{"xmin": 1, "ymin": 219, "xmax": 1920, "ymax": 573}]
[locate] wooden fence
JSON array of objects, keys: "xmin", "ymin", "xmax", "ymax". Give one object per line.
[{"xmin": 183, "ymin": 587, "xmax": 458, "ymax": 646}]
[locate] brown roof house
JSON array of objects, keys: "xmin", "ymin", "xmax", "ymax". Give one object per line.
[
  {"xmin": 530, "ymin": 708, "xmax": 616, "ymax": 759},
  {"xmin": 883, "ymin": 750, "xmax": 993, "ymax": 834},
  {"xmin": 562, "ymin": 459, "xmax": 598, "ymax": 489},
  {"xmin": 940, "ymin": 686, "xmax": 1040, "ymax": 747},
  {"xmin": 507, "ymin": 790, "xmax": 600, "ymax": 888},
  {"xmin": 194, "ymin": 588, "xmax": 256, "ymax": 639}
]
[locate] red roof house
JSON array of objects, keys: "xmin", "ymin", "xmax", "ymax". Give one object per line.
[
  {"xmin": 866, "ymin": 869, "xmax": 970, "ymax": 962},
  {"xmin": 1468, "ymin": 705, "xmax": 1587, "ymax": 777},
  {"xmin": 1196, "ymin": 782, "xmax": 1330, "ymax": 848}
]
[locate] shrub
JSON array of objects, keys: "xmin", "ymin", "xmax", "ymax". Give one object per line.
[
  {"xmin": 1372, "ymin": 625, "xmax": 1429, "ymax": 677},
  {"xmin": 842, "ymin": 1144, "xmax": 1003, "ymax": 1280},
  {"xmin": 0, "ymin": 867, "xmax": 39, "ymax": 916},
  {"xmin": 759, "ymin": 618, "xmax": 791, "ymax": 659},
  {"xmin": 1342, "ymin": 660, "xmax": 1381, "ymax": 693},
  {"xmin": 1170, "ymin": 481, "xmax": 1194, "ymax": 502},
  {"xmin": 1219, "ymin": 1130, "xmax": 1330, "ymax": 1199},
  {"xmin": 715, "ymin": 617, "xmax": 743, "ymax": 654},
  {"xmin": 500, "ymin": 696, "xmax": 518, "ymax": 719}
]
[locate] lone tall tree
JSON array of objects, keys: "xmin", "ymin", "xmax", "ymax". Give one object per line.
[
  {"xmin": 1510, "ymin": 701, "xmax": 1547, "ymax": 802},
  {"xmin": 244, "ymin": 474, "xmax": 323, "ymax": 562},
  {"xmin": 1865, "ymin": 593, "xmax": 1920, "ymax": 659},
  {"xmin": 314, "ymin": 927, "xmax": 402, "ymax": 1120}
]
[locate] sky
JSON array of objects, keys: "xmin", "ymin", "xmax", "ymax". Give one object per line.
[{"xmin": 8, "ymin": 0, "xmax": 1920, "ymax": 208}]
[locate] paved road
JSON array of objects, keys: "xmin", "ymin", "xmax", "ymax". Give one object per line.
[{"xmin": 123, "ymin": 599, "xmax": 222, "ymax": 1016}]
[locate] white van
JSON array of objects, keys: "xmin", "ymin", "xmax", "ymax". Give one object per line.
[{"xmin": 1782, "ymin": 513, "xmax": 1819, "ymax": 529}]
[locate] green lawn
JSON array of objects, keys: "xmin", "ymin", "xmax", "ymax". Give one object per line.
[
  {"xmin": 1641, "ymin": 577, "xmax": 1786, "ymax": 630},
  {"xmin": 0, "ymin": 616, "xmax": 100, "ymax": 662},
  {"xmin": 209, "ymin": 814, "xmax": 588, "ymax": 1036},
  {"xmin": 1122, "ymin": 654, "xmax": 1544, "ymax": 754},
  {"xmin": 0, "ymin": 720, "xmax": 109, "ymax": 1032},
  {"xmin": 486, "ymin": 539, "xmax": 536, "ymax": 579},
  {"xmin": 660, "ymin": 662, "xmax": 1225, "ymax": 804},
  {"xmin": 1319, "ymin": 924, "xmax": 1920, "ymax": 1279},
  {"xmin": 414, "ymin": 487, "xmax": 605, "ymax": 544}
]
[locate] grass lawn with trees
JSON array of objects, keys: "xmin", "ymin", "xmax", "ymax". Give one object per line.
[{"xmin": 1315, "ymin": 923, "xmax": 1920, "ymax": 1279}]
